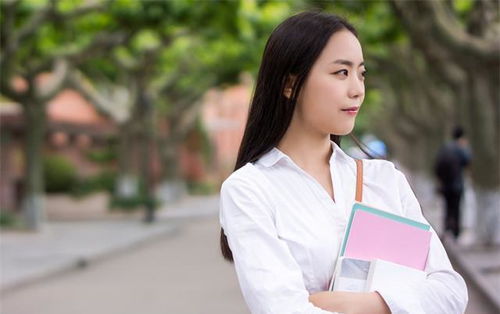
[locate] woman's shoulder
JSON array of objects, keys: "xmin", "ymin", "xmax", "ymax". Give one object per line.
[
  {"xmin": 360, "ymin": 158, "xmax": 412, "ymax": 194},
  {"xmin": 335, "ymin": 143, "xmax": 397, "ymax": 175},
  {"xmin": 358, "ymin": 158, "xmax": 405, "ymax": 182},
  {"xmin": 220, "ymin": 163, "xmax": 276, "ymax": 212},
  {"xmin": 338, "ymin": 149, "xmax": 398, "ymax": 174},
  {"xmin": 221, "ymin": 162, "xmax": 269, "ymax": 192},
  {"xmin": 362, "ymin": 158, "xmax": 397, "ymax": 172}
]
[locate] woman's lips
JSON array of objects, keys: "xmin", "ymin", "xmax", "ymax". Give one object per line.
[{"xmin": 341, "ymin": 106, "xmax": 359, "ymax": 115}]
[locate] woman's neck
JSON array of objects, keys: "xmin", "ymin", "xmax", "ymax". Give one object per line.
[{"xmin": 277, "ymin": 121, "xmax": 332, "ymax": 170}]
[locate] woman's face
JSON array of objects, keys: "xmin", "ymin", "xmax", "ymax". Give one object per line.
[{"xmin": 294, "ymin": 30, "xmax": 365, "ymax": 136}]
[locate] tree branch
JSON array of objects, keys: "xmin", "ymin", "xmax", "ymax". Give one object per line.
[
  {"xmin": 390, "ymin": 0, "xmax": 499, "ymax": 62},
  {"xmin": 64, "ymin": 31, "xmax": 133, "ymax": 65},
  {"xmin": 56, "ymin": 1, "xmax": 108, "ymax": 21},
  {"xmin": 0, "ymin": 0, "xmax": 18, "ymax": 48},
  {"xmin": 37, "ymin": 58, "xmax": 70, "ymax": 102},
  {"xmin": 466, "ymin": 0, "xmax": 499, "ymax": 38},
  {"xmin": 67, "ymin": 69, "xmax": 136, "ymax": 123},
  {"xmin": 0, "ymin": 76, "xmax": 24, "ymax": 103},
  {"xmin": 429, "ymin": 0, "xmax": 499, "ymax": 60},
  {"xmin": 14, "ymin": 2, "xmax": 56, "ymax": 51}
]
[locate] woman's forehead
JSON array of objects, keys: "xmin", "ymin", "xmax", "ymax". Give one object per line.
[{"xmin": 318, "ymin": 30, "xmax": 364, "ymax": 65}]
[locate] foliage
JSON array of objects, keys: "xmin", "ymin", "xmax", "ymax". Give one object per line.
[
  {"xmin": 0, "ymin": 210, "xmax": 22, "ymax": 228},
  {"xmin": 108, "ymin": 177, "xmax": 161, "ymax": 211},
  {"xmin": 187, "ymin": 180, "xmax": 217, "ymax": 195},
  {"xmin": 109, "ymin": 193, "xmax": 161, "ymax": 212},
  {"xmin": 43, "ymin": 154, "xmax": 77, "ymax": 193},
  {"xmin": 71, "ymin": 170, "xmax": 117, "ymax": 197},
  {"xmin": 6, "ymin": 0, "xmax": 496, "ymax": 230},
  {"xmin": 85, "ymin": 147, "xmax": 117, "ymax": 164}
]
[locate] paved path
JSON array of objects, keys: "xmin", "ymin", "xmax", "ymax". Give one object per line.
[
  {"xmin": 1, "ymin": 191, "xmax": 498, "ymax": 313},
  {"xmin": 408, "ymin": 173, "xmax": 500, "ymax": 313},
  {"xmin": 1, "ymin": 215, "xmax": 248, "ymax": 314},
  {"xmin": 1, "ymin": 195, "xmax": 221, "ymax": 292}
]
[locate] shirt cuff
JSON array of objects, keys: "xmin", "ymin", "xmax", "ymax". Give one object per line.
[{"xmin": 375, "ymin": 280, "xmax": 425, "ymax": 314}]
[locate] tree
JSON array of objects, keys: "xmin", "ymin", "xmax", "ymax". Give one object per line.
[
  {"xmin": 389, "ymin": 0, "xmax": 500, "ymax": 244},
  {"xmin": 0, "ymin": 0, "xmax": 131, "ymax": 229}
]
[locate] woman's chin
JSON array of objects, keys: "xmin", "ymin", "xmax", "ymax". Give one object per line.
[{"xmin": 332, "ymin": 125, "xmax": 355, "ymax": 136}]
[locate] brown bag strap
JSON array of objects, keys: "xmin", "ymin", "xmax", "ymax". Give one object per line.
[{"xmin": 355, "ymin": 159, "xmax": 363, "ymax": 203}]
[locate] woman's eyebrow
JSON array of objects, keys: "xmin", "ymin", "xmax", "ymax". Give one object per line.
[{"xmin": 331, "ymin": 59, "xmax": 365, "ymax": 67}]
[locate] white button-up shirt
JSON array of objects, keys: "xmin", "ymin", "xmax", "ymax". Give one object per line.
[{"xmin": 219, "ymin": 141, "xmax": 468, "ymax": 314}]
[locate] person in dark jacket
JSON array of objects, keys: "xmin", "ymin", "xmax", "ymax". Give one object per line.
[{"xmin": 434, "ymin": 126, "xmax": 472, "ymax": 239}]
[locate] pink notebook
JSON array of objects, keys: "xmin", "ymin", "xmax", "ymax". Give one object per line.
[{"xmin": 340, "ymin": 203, "xmax": 432, "ymax": 270}]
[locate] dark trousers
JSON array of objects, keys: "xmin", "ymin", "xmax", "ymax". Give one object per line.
[{"xmin": 443, "ymin": 189, "xmax": 463, "ymax": 239}]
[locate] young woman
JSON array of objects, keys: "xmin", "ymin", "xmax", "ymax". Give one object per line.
[{"xmin": 219, "ymin": 11, "xmax": 467, "ymax": 314}]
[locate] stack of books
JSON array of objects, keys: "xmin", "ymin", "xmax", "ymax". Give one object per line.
[{"xmin": 329, "ymin": 203, "xmax": 432, "ymax": 292}]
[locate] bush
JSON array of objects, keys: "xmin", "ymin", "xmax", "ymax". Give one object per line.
[
  {"xmin": 109, "ymin": 193, "xmax": 161, "ymax": 212},
  {"xmin": 43, "ymin": 154, "xmax": 77, "ymax": 193},
  {"xmin": 108, "ymin": 176, "xmax": 161, "ymax": 211},
  {"xmin": 85, "ymin": 148, "xmax": 116, "ymax": 164},
  {"xmin": 0, "ymin": 210, "xmax": 21, "ymax": 228},
  {"xmin": 71, "ymin": 171, "xmax": 117, "ymax": 197},
  {"xmin": 187, "ymin": 180, "xmax": 217, "ymax": 195}
]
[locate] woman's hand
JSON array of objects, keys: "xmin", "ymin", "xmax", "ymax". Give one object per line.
[{"xmin": 309, "ymin": 291, "xmax": 390, "ymax": 314}]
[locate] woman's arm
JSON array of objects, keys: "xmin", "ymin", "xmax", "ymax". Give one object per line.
[
  {"xmin": 309, "ymin": 291, "xmax": 390, "ymax": 314},
  {"xmin": 375, "ymin": 169, "xmax": 467, "ymax": 313},
  {"xmin": 220, "ymin": 174, "xmax": 336, "ymax": 314},
  {"xmin": 311, "ymin": 167, "xmax": 467, "ymax": 314}
]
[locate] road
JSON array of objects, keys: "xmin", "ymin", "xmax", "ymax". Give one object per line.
[
  {"xmin": 1, "ymin": 215, "xmax": 247, "ymax": 314},
  {"xmin": 1, "ymin": 214, "xmax": 495, "ymax": 313}
]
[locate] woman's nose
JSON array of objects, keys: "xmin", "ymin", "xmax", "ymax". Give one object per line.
[{"xmin": 348, "ymin": 76, "xmax": 365, "ymax": 99}]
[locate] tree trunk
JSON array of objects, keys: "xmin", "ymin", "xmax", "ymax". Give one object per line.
[
  {"xmin": 467, "ymin": 67, "xmax": 500, "ymax": 189},
  {"xmin": 115, "ymin": 121, "xmax": 139, "ymax": 199},
  {"xmin": 467, "ymin": 65, "xmax": 500, "ymax": 244},
  {"xmin": 157, "ymin": 135, "xmax": 186, "ymax": 203},
  {"xmin": 21, "ymin": 101, "xmax": 46, "ymax": 230},
  {"xmin": 474, "ymin": 187, "xmax": 500, "ymax": 245},
  {"xmin": 138, "ymin": 92, "xmax": 156, "ymax": 223},
  {"xmin": 162, "ymin": 136, "xmax": 181, "ymax": 180},
  {"xmin": 389, "ymin": 0, "xmax": 500, "ymax": 244}
]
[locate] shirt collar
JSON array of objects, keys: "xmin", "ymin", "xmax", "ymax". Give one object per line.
[
  {"xmin": 256, "ymin": 147, "xmax": 286, "ymax": 168},
  {"xmin": 257, "ymin": 140, "xmax": 350, "ymax": 168}
]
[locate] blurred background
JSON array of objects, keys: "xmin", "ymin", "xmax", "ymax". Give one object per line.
[{"xmin": 0, "ymin": 0, "xmax": 498, "ymax": 313}]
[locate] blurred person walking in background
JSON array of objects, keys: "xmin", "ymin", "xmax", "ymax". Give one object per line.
[{"xmin": 434, "ymin": 126, "xmax": 472, "ymax": 241}]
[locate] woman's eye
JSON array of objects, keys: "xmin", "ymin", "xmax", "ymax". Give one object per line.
[{"xmin": 333, "ymin": 69, "xmax": 348, "ymax": 76}]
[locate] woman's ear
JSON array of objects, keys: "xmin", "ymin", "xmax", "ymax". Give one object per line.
[{"xmin": 283, "ymin": 75, "xmax": 297, "ymax": 99}]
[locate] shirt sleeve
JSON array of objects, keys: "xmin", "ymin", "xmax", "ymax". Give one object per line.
[
  {"xmin": 375, "ymin": 169, "xmax": 468, "ymax": 314},
  {"xmin": 219, "ymin": 175, "xmax": 336, "ymax": 314},
  {"xmin": 458, "ymin": 146, "xmax": 472, "ymax": 167}
]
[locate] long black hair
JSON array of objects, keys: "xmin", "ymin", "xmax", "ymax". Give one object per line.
[{"xmin": 220, "ymin": 11, "xmax": 358, "ymax": 262}]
